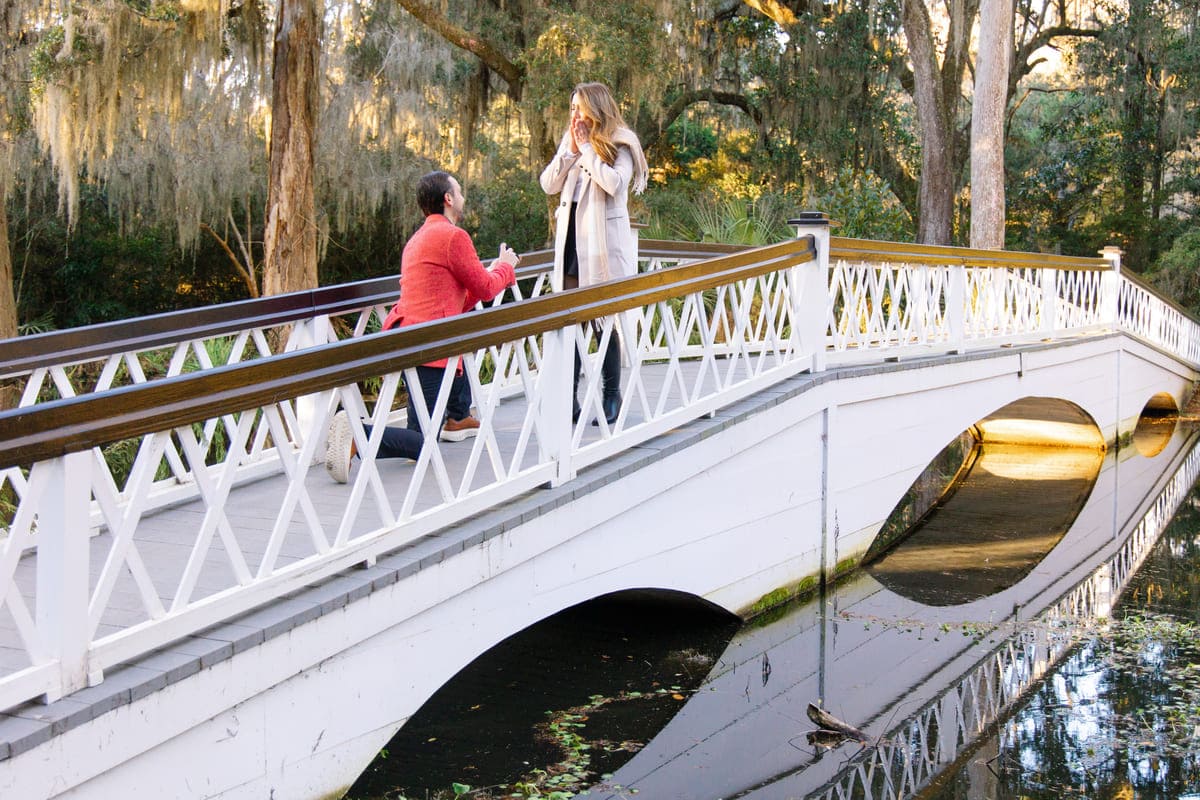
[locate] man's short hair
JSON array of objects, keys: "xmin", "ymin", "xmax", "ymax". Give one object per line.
[{"xmin": 417, "ymin": 171, "xmax": 455, "ymax": 216}]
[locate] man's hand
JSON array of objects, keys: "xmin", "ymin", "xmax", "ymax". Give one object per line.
[
  {"xmin": 492, "ymin": 243, "xmax": 519, "ymax": 285},
  {"xmin": 497, "ymin": 243, "xmax": 519, "ymax": 267}
]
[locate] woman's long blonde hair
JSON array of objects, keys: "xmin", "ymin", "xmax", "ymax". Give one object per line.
[{"xmin": 572, "ymin": 82, "xmax": 628, "ymax": 166}]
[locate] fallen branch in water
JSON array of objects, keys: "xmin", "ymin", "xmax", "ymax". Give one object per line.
[{"xmin": 805, "ymin": 703, "xmax": 872, "ymax": 747}]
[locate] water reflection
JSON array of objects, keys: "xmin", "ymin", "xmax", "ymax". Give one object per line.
[
  {"xmin": 922, "ymin": 482, "xmax": 1200, "ymax": 800},
  {"xmin": 348, "ymin": 421, "xmax": 1199, "ymax": 800},
  {"xmin": 581, "ymin": 426, "xmax": 1198, "ymax": 800},
  {"xmin": 867, "ymin": 441, "xmax": 1104, "ymax": 605},
  {"xmin": 1133, "ymin": 392, "xmax": 1179, "ymax": 458}
]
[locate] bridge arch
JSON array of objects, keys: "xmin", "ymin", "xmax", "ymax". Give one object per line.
[
  {"xmin": 863, "ymin": 396, "xmax": 1106, "ymax": 607},
  {"xmin": 1132, "ymin": 392, "xmax": 1179, "ymax": 457},
  {"xmin": 973, "ymin": 396, "xmax": 1106, "ymax": 449},
  {"xmin": 354, "ymin": 590, "xmax": 738, "ymax": 794}
]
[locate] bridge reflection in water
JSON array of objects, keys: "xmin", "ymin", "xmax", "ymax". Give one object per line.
[
  {"xmin": 590, "ymin": 427, "xmax": 1197, "ymax": 800},
  {"xmin": 359, "ymin": 413, "xmax": 1198, "ymax": 800}
]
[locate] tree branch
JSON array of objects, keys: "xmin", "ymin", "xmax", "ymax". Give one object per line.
[
  {"xmin": 200, "ymin": 222, "xmax": 260, "ymax": 298},
  {"xmin": 1014, "ymin": 25, "xmax": 1102, "ymax": 83},
  {"xmin": 637, "ymin": 89, "xmax": 763, "ymax": 151},
  {"xmin": 394, "ymin": 0, "xmax": 524, "ymax": 96},
  {"xmin": 1010, "ymin": 25, "xmax": 1101, "ymax": 100}
]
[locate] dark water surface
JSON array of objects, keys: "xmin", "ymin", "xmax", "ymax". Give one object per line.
[
  {"xmin": 348, "ymin": 594, "xmax": 740, "ymax": 799},
  {"xmin": 349, "ymin": 422, "xmax": 1200, "ymax": 800},
  {"xmin": 921, "ymin": 482, "xmax": 1200, "ymax": 799}
]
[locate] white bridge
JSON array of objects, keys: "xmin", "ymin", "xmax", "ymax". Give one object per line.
[{"xmin": 0, "ymin": 216, "xmax": 1197, "ymax": 798}]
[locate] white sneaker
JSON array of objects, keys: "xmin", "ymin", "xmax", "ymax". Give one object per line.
[
  {"xmin": 439, "ymin": 415, "xmax": 481, "ymax": 442},
  {"xmin": 325, "ymin": 411, "xmax": 354, "ymax": 483}
]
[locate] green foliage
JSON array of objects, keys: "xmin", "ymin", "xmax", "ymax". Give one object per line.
[
  {"xmin": 807, "ymin": 167, "xmax": 913, "ymax": 241},
  {"xmin": 17, "ymin": 312, "xmax": 55, "ymax": 335},
  {"xmin": 28, "ymin": 26, "xmax": 96, "ymax": 95},
  {"xmin": 663, "ymin": 117, "xmax": 718, "ymax": 170},
  {"xmin": 645, "ymin": 187, "xmax": 794, "ymax": 245},
  {"xmin": 687, "ymin": 194, "xmax": 792, "ymax": 246},
  {"xmin": 520, "ymin": 3, "xmax": 665, "ymax": 120},
  {"xmin": 1147, "ymin": 229, "xmax": 1200, "ymax": 314},
  {"xmin": 1005, "ymin": 91, "xmax": 1121, "ymax": 258},
  {"xmin": 466, "ymin": 174, "xmax": 548, "ymax": 256},
  {"xmin": 10, "ymin": 186, "xmax": 250, "ymax": 329}
]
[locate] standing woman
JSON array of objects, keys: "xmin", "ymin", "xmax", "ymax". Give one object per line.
[{"xmin": 539, "ymin": 82, "xmax": 648, "ymax": 424}]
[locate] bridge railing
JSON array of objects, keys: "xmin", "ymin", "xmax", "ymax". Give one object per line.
[
  {"xmin": 826, "ymin": 237, "xmax": 1117, "ymax": 359},
  {"xmin": 1, "ymin": 225, "xmax": 1199, "ymax": 714},
  {"xmin": 0, "ymin": 236, "xmax": 816, "ymax": 711},
  {"xmin": 1117, "ymin": 268, "xmax": 1200, "ymax": 363},
  {"xmin": 3, "ymin": 234, "xmax": 1193, "ymax": 408}
]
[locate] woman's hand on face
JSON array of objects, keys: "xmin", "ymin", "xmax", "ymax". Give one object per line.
[{"xmin": 569, "ymin": 117, "xmax": 591, "ymax": 153}]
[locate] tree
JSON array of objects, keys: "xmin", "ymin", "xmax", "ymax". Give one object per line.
[
  {"xmin": 262, "ymin": 0, "xmax": 321, "ymax": 296},
  {"xmin": 970, "ymin": 1, "xmax": 1013, "ymax": 249},
  {"xmin": 1, "ymin": 3, "xmax": 31, "ymax": 343},
  {"xmin": 902, "ymin": 0, "xmax": 978, "ymax": 244}
]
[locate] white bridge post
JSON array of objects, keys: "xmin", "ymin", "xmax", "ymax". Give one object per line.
[
  {"xmin": 289, "ymin": 315, "xmax": 333, "ymax": 463},
  {"xmin": 36, "ymin": 451, "xmax": 93, "ymax": 701},
  {"xmin": 545, "ymin": 325, "xmax": 576, "ymax": 486},
  {"xmin": 1040, "ymin": 268, "xmax": 1058, "ymax": 335},
  {"xmin": 948, "ymin": 265, "xmax": 967, "ymax": 352},
  {"xmin": 1100, "ymin": 246, "xmax": 1123, "ymax": 330},
  {"xmin": 789, "ymin": 212, "xmax": 830, "ymax": 372}
]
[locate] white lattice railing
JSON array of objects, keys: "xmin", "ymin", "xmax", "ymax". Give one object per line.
[
  {"xmin": 825, "ymin": 238, "xmax": 1121, "ymax": 358},
  {"xmin": 0, "ymin": 236, "xmax": 816, "ymax": 712},
  {"xmin": 813, "ymin": 435, "xmax": 1200, "ymax": 800},
  {"xmin": 1, "ymin": 223, "xmax": 1199, "ymax": 716}
]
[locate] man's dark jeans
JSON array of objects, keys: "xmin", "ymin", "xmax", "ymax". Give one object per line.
[{"xmin": 365, "ymin": 364, "xmax": 472, "ymax": 460}]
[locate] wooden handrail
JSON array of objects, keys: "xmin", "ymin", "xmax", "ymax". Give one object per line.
[
  {"xmin": 0, "ymin": 238, "xmax": 815, "ymax": 468},
  {"xmin": 0, "ymin": 235, "xmax": 1121, "ymax": 380},
  {"xmin": 831, "ymin": 236, "xmax": 1110, "ymax": 271},
  {"xmin": 0, "ymin": 251, "xmax": 557, "ymax": 378}
]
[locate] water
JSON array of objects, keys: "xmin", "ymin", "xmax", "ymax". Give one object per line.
[
  {"xmin": 348, "ymin": 593, "xmax": 740, "ymax": 799},
  {"xmin": 921, "ymin": 487, "xmax": 1200, "ymax": 799},
  {"xmin": 348, "ymin": 419, "xmax": 1200, "ymax": 800}
]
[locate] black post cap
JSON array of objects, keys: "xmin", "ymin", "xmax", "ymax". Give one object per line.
[{"xmin": 787, "ymin": 211, "xmax": 830, "ymax": 226}]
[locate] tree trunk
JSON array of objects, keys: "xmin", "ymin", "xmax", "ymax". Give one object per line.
[
  {"xmin": 902, "ymin": 0, "xmax": 957, "ymax": 244},
  {"xmin": 970, "ymin": 1, "xmax": 1013, "ymax": 249},
  {"xmin": 262, "ymin": 0, "xmax": 321, "ymax": 297},
  {"xmin": 0, "ymin": 189, "xmax": 20, "ymax": 409},
  {"xmin": 0, "ymin": 190, "xmax": 16, "ymax": 342}
]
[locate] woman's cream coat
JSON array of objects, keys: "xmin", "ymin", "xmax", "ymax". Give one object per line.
[{"xmin": 539, "ymin": 132, "xmax": 639, "ymax": 288}]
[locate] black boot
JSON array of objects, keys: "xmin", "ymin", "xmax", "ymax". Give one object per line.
[{"xmin": 593, "ymin": 336, "xmax": 622, "ymax": 426}]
